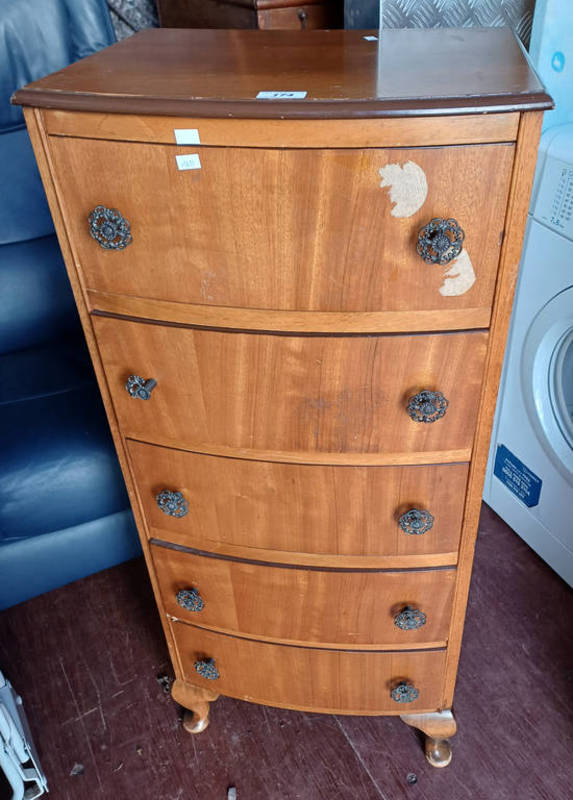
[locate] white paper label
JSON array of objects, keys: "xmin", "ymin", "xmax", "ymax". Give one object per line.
[
  {"xmin": 176, "ymin": 153, "xmax": 201, "ymax": 171},
  {"xmin": 256, "ymin": 91, "xmax": 307, "ymax": 99},
  {"xmin": 174, "ymin": 128, "xmax": 200, "ymax": 145},
  {"xmin": 363, "ymin": 35, "xmax": 378, "ymax": 41}
]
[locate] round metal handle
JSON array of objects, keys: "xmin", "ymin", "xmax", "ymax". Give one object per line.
[
  {"xmin": 394, "ymin": 606, "xmax": 427, "ymax": 631},
  {"xmin": 156, "ymin": 489, "xmax": 189, "ymax": 518},
  {"xmin": 407, "ymin": 390, "xmax": 448, "ymax": 423},
  {"xmin": 417, "ymin": 217, "xmax": 465, "ymax": 265},
  {"xmin": 125, "ymin": 375, "xmax": 157, "ymax": 400},
  {"xmin": 88, "ymin": 205, "xmax": 132, "ymax": 250},
  {"xmin": 194, "ymin": 658, "xmax": 219, "ymax": 681},
  {"xmin": 391, "ymin": 682, "xmax": 420, "ymax": 704},
  {"xmin": 398, "ymin": 508, "xmax": 434, "ymax": 536},
  {"xmin": 176, "ymin": 588, "xmax": 204, "ymax": 612}
]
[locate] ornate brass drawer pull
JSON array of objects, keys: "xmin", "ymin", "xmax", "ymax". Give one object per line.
[
  {"xmin": 156, "ymin": 489, "xmax": 189, "ymax": 518},
  {"xmin": 407, "ymin": 390, "xmax": 448, "ymax": 423},
  {"xmin": 394, "ymin": 606, "xmax": 427, "ymax": 631},
  {"xmin": 194, "ymin": 658, "xmax": 220, "ymax": 681},
  {"xmin": 177, "ymin": 588, "xmax": 204, "ymax": 612},
  {"xmin": 125, "ymin": 374, "xmax": 157, "ymax": 400},
  {"xmin": 391, "ymin": 682, "xmax": 420, "ymax": 704},
  {"xmin": 417, "ymin": 217, "xmax": 464, "ymax": 265},
  {"xmin": 88, "ymin": 205, "xmax": 132, "ymax": 250},
  {"xmin": 398, "ymin": 508, "xmax": 434, "ymax": 535}
]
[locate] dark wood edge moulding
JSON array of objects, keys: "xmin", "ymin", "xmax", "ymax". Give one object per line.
[
  {"xmin": 11, "ymin": 91, "xmax": 553, "ymax": 119},
  {"xmin": 150, "ymin": 538, "xmax": 459, "ymax": 573}
]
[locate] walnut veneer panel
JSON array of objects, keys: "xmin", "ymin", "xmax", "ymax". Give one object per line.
[
  {"xmin": 94, "ymin": 317, "xmax": 488, "ymax": 459},
  {"xmin": 127, "ymin": 440, "xmax": 468, "ymax": 565},
  {"xmin": 173, "ymin": 622, "xmax": 446, "ymax": 714},
  {"xmin": 50, "ymin": 137, "xmax": 513, "ymax": 314},
  {"xmin": 152, "ymin": 544, "xmax": 456, "ymax": 648}
]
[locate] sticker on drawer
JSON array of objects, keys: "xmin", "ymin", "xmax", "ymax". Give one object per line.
[
  {"xmin": 175, "ymin": 153, "xmax": 201, "ymax": 171},
  {"xmin": 256, "ymin": 91, "xmax": 307, "ymax": 99},
  {"xmin": 493, "ymin": 444, "xmax": 542, "ymax": 507},
  {"xmin": 174, "ymin": 128, "xmax": 200, "ymax": 145}
]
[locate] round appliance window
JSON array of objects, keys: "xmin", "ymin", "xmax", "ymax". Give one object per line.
[
  {"xmin": 521, "ymin": 286, "xmax": 573, "ymax": 482},
  {"xmin": 550, "ymin": 328, "xmax": 573, "ymax": 450}
]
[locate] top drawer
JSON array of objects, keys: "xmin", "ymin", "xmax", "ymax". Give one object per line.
[{"xmin": 49, "ymin": 137, "xmax": 513, "ymax": 318}]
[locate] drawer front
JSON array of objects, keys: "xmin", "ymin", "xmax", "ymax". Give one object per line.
[
  {"xmin": 172, "ymin": 623, "xmax": 446, "ymax": 713},
  {"xmin": 95, "ymin": 316, "xmax": 488, "ymax": 458},
  {"xmin": 50, "ymin": 136, "xmax": 513, "ymax": 314},
  {"xmin": 153, "ymin": 544, "xmax": 456, "ymax": 647},
  {"xmin": 257, "ymin": 5, "xmax": 332, "ymax": 29},
  {"xmin": 128, "ymin": 440, "xmax": 468, "ymax": 561}
]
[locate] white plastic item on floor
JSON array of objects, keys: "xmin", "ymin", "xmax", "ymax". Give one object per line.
[{"xmin": 0, "ymin": 671, "xmax": 48, "ymax": 800}]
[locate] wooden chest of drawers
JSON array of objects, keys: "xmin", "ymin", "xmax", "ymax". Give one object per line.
[
  {"xmin": 14, "ymin": 27, "xmax": 551, "ymax": 767},
  {"xmin": 155, "ymin": 0, "xmax": 342, "ymax": 31}
]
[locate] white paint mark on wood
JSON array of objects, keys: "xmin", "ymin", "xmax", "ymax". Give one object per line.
[
  {"xmin": 378, "ymin": 161, "xmax": 428, "ymax": 218},
  {"xmin": 438, "ymin": 249, "xmax": 476, "ymax": 296}
]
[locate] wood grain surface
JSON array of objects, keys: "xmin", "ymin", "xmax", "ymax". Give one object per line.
[
  {"xmin": 93, "ymin": 317, "xmax": 489, "ymax": 459},
  {"xmin": 172, "ymin": 622, "xmax": 447, "ymax": 714},
  {"xmin": 44, "ymin": 109, "xmax": 520, "ymax": 148},
  {"xmin": 151, "ymin": 544, "xmax": 456, "ymax": 648},
  {"xmin": 127, "ymin": 440, "xmax": 468, "ymax": 565},
  {"xmin": 50, "ymin": 137, "xmax": 513, "ymax": 314},
  {"xmin": 89, "ymin": 293, "xmax": 492, "ymax": 334},
  {"xmin": 12, "ymin": 28, "xmax": 552, "ymax": 118}
]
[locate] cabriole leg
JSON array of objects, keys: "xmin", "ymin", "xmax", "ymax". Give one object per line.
[
  {"xmin": 400, "ymin": 709, "xmax": 457, "ymax": 768},
  {"xmin": 172, "ymin": 679, "xmax": 219, "ymax": 734}
]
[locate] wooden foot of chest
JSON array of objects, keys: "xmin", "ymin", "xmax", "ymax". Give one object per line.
[
  {"xmin": 400, "ymin": 709, "xmax": 457, "ymax": 768},
  {"xmin": 172, "ymin": 679, "xmax": 219, "ymax": 734}
]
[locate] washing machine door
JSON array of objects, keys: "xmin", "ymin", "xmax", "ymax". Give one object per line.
[{"xmin": 522, "ymin": 286, "xmax": 573, "ymax": 482}]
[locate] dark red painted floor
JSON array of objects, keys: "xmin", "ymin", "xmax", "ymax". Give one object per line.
[{"xmin": 1, "ymin": 504, "xmax": 572, "ymax": 800}]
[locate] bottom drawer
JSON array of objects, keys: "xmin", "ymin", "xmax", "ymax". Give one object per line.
[{"xmin": 172, "ymin": 622, "xmax": 446, "ymax": 714}]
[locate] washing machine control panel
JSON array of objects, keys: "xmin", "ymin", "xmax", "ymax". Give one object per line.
[{"xmin": 534, "ymin": 155, "xmax": 573, "ymax": 239}]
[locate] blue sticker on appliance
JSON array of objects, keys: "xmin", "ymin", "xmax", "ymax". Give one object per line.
[{"xmin": 493, "ymin": 444, "xmax": 542, "ymax": 508}]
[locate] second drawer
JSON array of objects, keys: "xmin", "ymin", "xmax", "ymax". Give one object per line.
[
  {"xmin": 152, "ymin": 543, "xmax": 456, "ymax": 648},
  {"xmin": 95, "ymin": 316, "xmax": 488, "ymax": 459}
]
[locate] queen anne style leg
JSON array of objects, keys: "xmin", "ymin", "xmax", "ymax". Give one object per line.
[
  {"xmin": 172, "ymin": 680, "xmax": 219, "ymax": 734},
  {"xmin": 400, "ymin": 709, "xmax": 457, "ymax": 768}
]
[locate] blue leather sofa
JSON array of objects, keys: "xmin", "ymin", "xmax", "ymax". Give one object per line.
[{"xmin": 0, "ymin": 0, "xmax": 140, "ymax": 609}]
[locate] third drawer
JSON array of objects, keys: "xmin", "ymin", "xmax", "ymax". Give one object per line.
[
  {"xmin": 128, "ymin": 440, "xmax": 469, "ymax": 564},
  {"xmin": 152, "ymin": 542, "xmax": 456, "ymax": 648}
]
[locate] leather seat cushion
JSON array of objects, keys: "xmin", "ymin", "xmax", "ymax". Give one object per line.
[
  {"xmin": 0, "ymin": 342, "xmax": 129, "ymax": 541},
  {"xmin": 0, "ymin": 129, "xmax": 55, "ymax": 244},
  {"xmin": 0, "ymin": 235, "xmax": 79, "ymax": 354}
]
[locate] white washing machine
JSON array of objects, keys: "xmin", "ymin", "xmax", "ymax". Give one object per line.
[{"xmin": 483, "ymin": 124, "xmax": 573, "ymax": 586}]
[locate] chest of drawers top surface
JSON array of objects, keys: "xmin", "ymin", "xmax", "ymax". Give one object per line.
[{"xmin": 13, "ymin": 27, "xmax": 550, "ymax": 118}]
